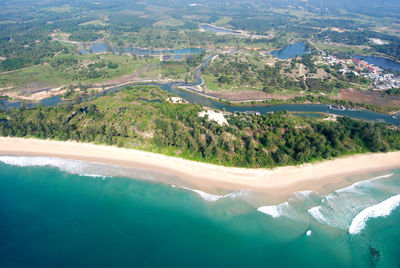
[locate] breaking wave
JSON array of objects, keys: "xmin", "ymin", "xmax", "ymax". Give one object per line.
[
  {"xmin": 335, "ymin": 173, "xmax": 394, "ymax": 194},
  {"xmin": 257, "ymin": 202, "xmax": 289, "ymax": 218},
  {"xmin": 308, "ymin": 206, "xmax": 328, "ymax": 223},
  {"xmin": 0, "ymin": 155, "xmax": 164, "ymax": 181},
  {"xmin": 257, "ymin": 172, "xmax": 399, "ymax": 230},
  {"xmin": 257, "ymin": 190, "xmax": 320, "ymax": 218},
  {"xmin": 308, "ymin": 173, "xmax": 397, "ymax": 230},
  {"xmin": 0, "ymin": 156, "xmax": 109, "ymax": 177},
  {"xmin": 180, "ymin": 187, "xmax": 224, "ymax": 202},
  {"xmin": 179, "ymin": 186, "xmax": 250, "ymax": 202},
  {"xmin": 349, "ymin": 194, "xmax": 400, "ymax": 235}
]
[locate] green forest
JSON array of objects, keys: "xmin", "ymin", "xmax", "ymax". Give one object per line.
[{"xmin": 1, "ymin": 86, "xmax": 399, "ymax": 168}]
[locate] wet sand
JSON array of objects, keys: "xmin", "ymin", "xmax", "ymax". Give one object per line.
[{"xmin": 0, "ymin": 137, "xmax": 399, "ymax": 199}]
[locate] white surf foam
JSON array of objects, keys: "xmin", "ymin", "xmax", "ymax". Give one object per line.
[
  {"xmin": 336, "ymin": 173, "xmax": 394, "ymax": 194},
  {"xmin": 79, "ymin": 174, "xmax": 108, "ymax": 179},
  {"xmin": 0, "ymin": 156, "xmax": 252, "ymax": 201},
  {"xmin": 0, "ymin": 156, "xmax": 76, "ymax": 168},
  {"xmin": 0, "ymin": 155, "xmax": 177, "ymax": 182},
  {"xmin": 308, "ymin": 206, "xmax": 328, "ymax": 224},
  {"xmin": 368, "ymin": 173, "xmax": 394, "ymax": 180},
  {"xmin": 308, "ymin": 173, "xmax": 397, "ymax": 229},
  {"xmin": 257, "ymin": 190, "xmax": 320, "ymax": 219},
  {"xmin": 349, "ymin": 194, "xmax": 400, "ymax": 235},
  {"xmin": 257, "ymin": 202, "xmax": 289, "ymax": 218},
  {"xmin": 293, "ymin": 190, "xmax": 315, "ymax": 200},
  {"xmin": 180, "ymin": 187, "xmax": 224, "ymax": 202},
  {"xmin": 179, "ymin": 187, "xmax": 249, "ymax": 202},
  {"xmin": 227, "ymin": 189, "xmax": 250, "ymax": 199},
  {"xmin": 0, "ymin": 156, "xmax": 111, "ymax": 179},
  {"xmin": 0, "ymin": 156, "xmax": 90, "ymax": 172}
]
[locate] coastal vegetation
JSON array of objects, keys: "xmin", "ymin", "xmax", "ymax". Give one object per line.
[
  {"xmin": 224, "ymin": 95, "xmax": 399, "ymax": 114},
  {"xmin": 203, "ymin": 53, "xmax": 341, "ymax": 93},
  {"xmin": 1, "ymin": 0, "xmax": 399, "ymax": 110},
  {"xmin": 0, "ymin": 0, "xmax": 399, "ymax": 165},
  {"xmin": 203, "ymin": 53, "xmax": 304, "ymax": 92},
  {"xmin": 0, "ymin": 52, "xmax": 204, "ymax": 98},
  {"xmin": 1, "ymin": 86, "xmax": 399, "ymax": 168},
  {"xmin": 202, "ymin": 52, "xmax": 374, "ymax": 94},
  {"xmin": 1, "ymin": 1, "xmax": 400, "ymax": 267}
]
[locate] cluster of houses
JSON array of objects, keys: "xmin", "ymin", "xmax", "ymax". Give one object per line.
[
  {"xmin": 322, "ymin": 54, "xmax": 400, "ymax": 90},
  {"xmin": 364, "ymin": 72, "xmax": 400, "ymax": 90}
]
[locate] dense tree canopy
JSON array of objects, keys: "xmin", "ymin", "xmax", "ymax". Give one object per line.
[{"xmin": 1, "ymin": 86, "xmax": 399, "ymax": 168}]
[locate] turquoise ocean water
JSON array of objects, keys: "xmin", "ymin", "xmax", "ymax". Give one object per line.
[{"xmin": 0, "ymin": 156, "xmax": 399, "ymax": 267}]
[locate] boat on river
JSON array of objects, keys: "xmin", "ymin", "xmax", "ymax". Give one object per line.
[{"xmin": 328, "ymin": 105, "xmax": 346, "ymax": 111}]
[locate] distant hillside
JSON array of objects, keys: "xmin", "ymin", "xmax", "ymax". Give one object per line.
[{"xmin": 308, "ymin": 0, "xmax": 400, "ymax": 18}]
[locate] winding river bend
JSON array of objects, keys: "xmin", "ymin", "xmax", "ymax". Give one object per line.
[{"xmin": 1, "ymin": 53, "xmax": 399, "ymax": 125}]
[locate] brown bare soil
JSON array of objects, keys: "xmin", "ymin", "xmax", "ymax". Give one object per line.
[
  {"xmin": 205, "ymin": 89, "xmax": 300, "ymax": 101},
  {"xmin": 336, "ymin": 88, "xmax": 400, "ymax": 107},
  {"xmin": 94, "ymin": 72, "xmax": 153, "ymax": 87},
  {"xmin": 93, "ymin": 64, "xmax": 163, "ymax": 86}
]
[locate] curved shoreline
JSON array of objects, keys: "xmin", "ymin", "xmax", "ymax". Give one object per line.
[{"xmin": 0, "ymin": 137, "xmax": 399, "ymax": 199}]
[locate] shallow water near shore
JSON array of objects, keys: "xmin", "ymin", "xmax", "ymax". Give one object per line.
[{"xmin": 0, "ymin": 156, "xmax": 399, "ymax": 267}]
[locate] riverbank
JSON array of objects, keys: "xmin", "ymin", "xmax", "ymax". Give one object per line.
[
  {"xmin": 177, "ymin": 84, "xmax": 400, "ymax": 117},
  {"xmin": 2, "ymin": 50, "xmax": 397, "ymax": 117},
  {"xmin": 1, "ymin": 78, "xmax": 178, "ymax": 102},
  {"xmin": 1, "ymin": 137, "xmax": 399, "ymax": 199}
]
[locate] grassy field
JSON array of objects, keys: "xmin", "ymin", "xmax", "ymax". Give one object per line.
[
  {"xmin": 201, "ymin": 50, "xmax": 370, "ymax": 98},
  {"xmin": 214, "ymin": 17, "xmax": 233, "ymax": 27},
  {"xmin": 154, "ymin": 18, "xmax": 184, "ymax": 27},
  {"xmin": 0, "ymin": 49, "xmax": 202, "ymax": 97},
  {"xmin": 42, "ymin": 6, "xmax": 73, "ymax": 13},
  {"xmin": 0, "ymin": 64, "xmax": 60, "ymax": 89},
  {"xmin": 203, "ymin": 52, "xmax": 289, "ymax": 92},
  {"xmin": 79, "ymin": 20, "xmax": 109, "ymax": 26},
  {"xmin": 0, "ymin": 53, "xmax": 173, "ymax": 92},
  {"xmin": 314, "ymin": 42, "xmax": 374, "ymax": 55}
]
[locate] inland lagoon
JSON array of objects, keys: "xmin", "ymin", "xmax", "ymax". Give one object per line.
[{"xmin": 270, "ymin": 42, "xmax": 310, "ymax": 60}]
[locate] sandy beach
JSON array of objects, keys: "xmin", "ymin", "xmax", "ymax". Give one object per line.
[{"xmin": 0, "ymin": 137, "xmax": 399, "ymax": 198}]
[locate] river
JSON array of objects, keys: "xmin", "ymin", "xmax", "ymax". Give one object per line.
[{"xmin": 1, "ymin": 53, "xmax": 399, "ymax": 125}]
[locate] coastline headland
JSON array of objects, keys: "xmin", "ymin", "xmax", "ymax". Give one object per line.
[{"xmin": 0, "ymin": 137, "xmax": 399, "ymax": 199}]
